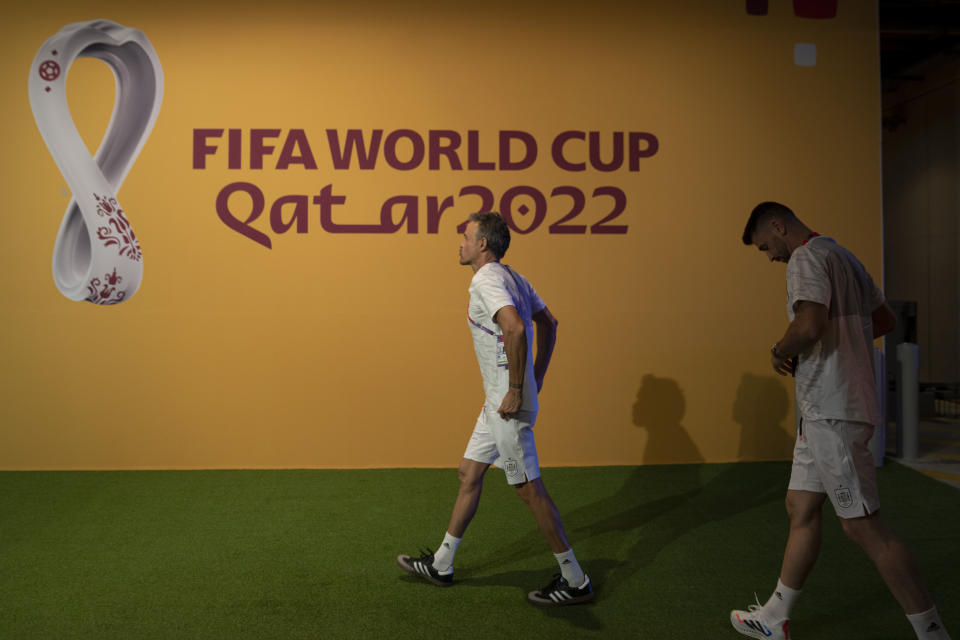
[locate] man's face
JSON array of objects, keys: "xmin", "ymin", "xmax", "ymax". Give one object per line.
[
  {"xmin": 752, "ymin": 221, "xmax": 791, "ymax": 263},
  {"xmin": 459, "ymin": 221, "xmax": 483, "ymax": 265}
]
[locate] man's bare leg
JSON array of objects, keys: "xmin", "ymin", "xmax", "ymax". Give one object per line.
[
  {"xmin": 513, "ymin": 474, "xmax": 593, "ymax": 604},
  {"xmin": 731, "ymin": 490, "xmax": 826, "ymax": 637},
  {"xmin": 840, "ymin": 512, "xmax": 932, "ymax": 614},
  {"xmin": 514, "ymin": 476, "xmax": 570, "ymax": 553},
  {"xmin": 446, "ymin": 458, "xmax": 490, "ymax": 537},
  {"xmin": 779, "ymin": 489, "xmax": 827, "ymax": 589},
  {"xmin": 397, "ymin": 458, "xmax": 489, "ymax": 583}
]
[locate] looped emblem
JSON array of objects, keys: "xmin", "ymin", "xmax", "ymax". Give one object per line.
[{"xmin": 29, "ymin": 20, "xmax": 163, "ymax": 304}]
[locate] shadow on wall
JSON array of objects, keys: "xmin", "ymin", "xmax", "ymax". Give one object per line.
[
  {"xmin": 633, "ymin": 374, "xmax": 704, "ymax": 465},
  {"xmin": 732, "ymin": 373, "xmax": 795, "ymax": 461}
]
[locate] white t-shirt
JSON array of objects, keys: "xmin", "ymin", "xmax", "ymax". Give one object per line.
[
  {"xmin": 467, "ymin": 262, "xmax": 545, "ymax": 415},
  {"xmin": 786, "ymin": 236, "xmax": 885, "ymax": 425}
]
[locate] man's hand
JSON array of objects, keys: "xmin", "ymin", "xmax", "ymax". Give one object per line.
[
  {"xmin": 771, "ymin": 351, "xmax": 795, "ymax": 377},
  {"xmin": 497, "ymin": 388, "xmax": 522, "ymax": 419}
]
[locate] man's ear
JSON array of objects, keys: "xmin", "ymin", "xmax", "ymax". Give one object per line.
[
  {"xmin": 770, "ymin": 218, "xmax": 786, "ymax": 236},
  {"xmin": 478, "ymin": 235, "xmax": 487, "ymax": 252}
]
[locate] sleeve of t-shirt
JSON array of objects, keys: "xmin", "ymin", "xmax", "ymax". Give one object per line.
[
  {"xmin": 475, "ymin": 269, "xmax": 516, "ymax": 320},
  {"xmin": 520, "ymin": 274, "xmax": 546, "ymax": 315},
  {"xmin": 787, "ymin": 247, "xmax": 831, "ymax": 311}
]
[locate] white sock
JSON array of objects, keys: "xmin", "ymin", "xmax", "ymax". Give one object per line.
[
  {"xmin": 554, "ymin": 548, "xmax": 585, "ymax": 587},
  {"xmin": 907, "ymin": 607, "xmax": 952, "ymax": 639},
  {"xmin": 432, "ymin": 532, "xmax": 460, "ymax": 574},
  {"xmin": 762, "ymin": 579, "xmax": 801, "ymax": 621}
]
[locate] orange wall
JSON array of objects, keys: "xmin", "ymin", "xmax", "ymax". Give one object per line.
[{"xmin": 0, "ymin": 0, "xmax": 882, "ymax": 469}]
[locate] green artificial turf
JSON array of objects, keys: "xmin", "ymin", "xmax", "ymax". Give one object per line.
[{"xmin": 0, "ymin": 463, "xmax": 957, "ymax": 639}]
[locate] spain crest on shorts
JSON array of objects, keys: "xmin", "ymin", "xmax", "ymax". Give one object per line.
[
  {"xmin": 504, "ymin": 458, "xmax": 521, "ymax": 482},
  {"xmin": 835, "ymin": 486, "xmax": 853, "ymax": 509}
]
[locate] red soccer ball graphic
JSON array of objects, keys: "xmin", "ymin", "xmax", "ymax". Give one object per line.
[{"xmin": 38, "ymin": 60, "xmax": 60, "ymax": 81}]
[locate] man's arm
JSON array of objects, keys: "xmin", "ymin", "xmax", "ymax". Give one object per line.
[
  {"xmin": 494, "ymin": 305, "xmax": 526, "ymax": 418},
  {"xmin": 872, "ymin": 302, "xmax": 897, "ymax": 339},
  {"xmin": 532, "ymin": 306, "xmax": 557, "ymax": 392},
  {"xmin": 770, "ymin": 300, "xmax": 828, "ymax": 376}
]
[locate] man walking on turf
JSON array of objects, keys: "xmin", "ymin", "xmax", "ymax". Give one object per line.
[
  {"xmin": 397, "ymin": 212, "xmax": 593, "ymax": 606},
  {"xmin": 733, "ymin": 201, "xmax": 951, "ymax": 639}
]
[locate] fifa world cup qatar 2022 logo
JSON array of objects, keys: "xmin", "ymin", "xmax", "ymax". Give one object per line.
[
  {"xmin": 196, "ymin": 128, "xmax": 661, "ymax": 249},
  {"xmin": 29, "ymin": 20, "xmax": 163, "ymax": 305}
]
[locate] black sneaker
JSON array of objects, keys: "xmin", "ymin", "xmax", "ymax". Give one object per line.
[
  {"xmin": 527, "ymin": 573, "xmax": 594, "ymax": 606},
  {"xmin": 396, "ymin": 549, "xmax": 453, "ymax": 587}
]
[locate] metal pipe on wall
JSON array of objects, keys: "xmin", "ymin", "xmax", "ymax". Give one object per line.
[{"xmin": 897, "ymin": 342, "xmax": 920, "ymax": 460}]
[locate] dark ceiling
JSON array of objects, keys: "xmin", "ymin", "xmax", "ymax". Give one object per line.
[{"xmin": 880, "ymin": 0, "xmax": 960, "ymax": 89}]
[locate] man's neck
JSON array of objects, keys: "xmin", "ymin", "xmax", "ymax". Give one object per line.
[
  {"xmin": 786, "ymin": 224, "xmax": 817, "ymax": 256},
  {"xmin": 471, "ymin": 254, "xmax": 500, "ymax": 273}
]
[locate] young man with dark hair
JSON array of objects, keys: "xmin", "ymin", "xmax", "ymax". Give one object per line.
[
  {"xmin": 732, "ymin": 202, "xmax": 951, "ymax": 639},
  {"xmin": 397, "ymin": 212, "xmax": 593, "ymax": 606}
]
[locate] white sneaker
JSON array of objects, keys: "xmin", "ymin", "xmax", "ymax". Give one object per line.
[{"xmin": 730, "ymin": 603, "xmax": 790, "ymax": 639}]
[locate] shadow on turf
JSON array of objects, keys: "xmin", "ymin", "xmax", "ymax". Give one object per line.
[
  {"xmin": 461, "ymin": 374, "xmax": 792, "ymax": 603},
  {"xmin": 458, "ymin": 559, "xmax": 622, "ymax": 631},
  {"xmin": 396, "ymin": 561, "xmax": 620, "ymax": 631},
  {"xmin": 395, "ymin": 374, "xmax": 796, "ymax": 632}
]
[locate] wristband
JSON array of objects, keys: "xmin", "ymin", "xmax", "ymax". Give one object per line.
[
  {"xmin": 509, "ymin": 383, "xmax": 523, "ymax": 389},
  {"xmin": 29, "ymin": 20, "xmax": 163, "ymax": 304}
]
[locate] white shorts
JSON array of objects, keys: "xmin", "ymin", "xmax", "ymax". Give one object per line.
[
  {"xmin": 463, "ymin": 407, "xmax": 540, "ymax": 485},
  {"xmin": 788, "ymin": 418, "xmax": 880, "ymax": 519}
]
